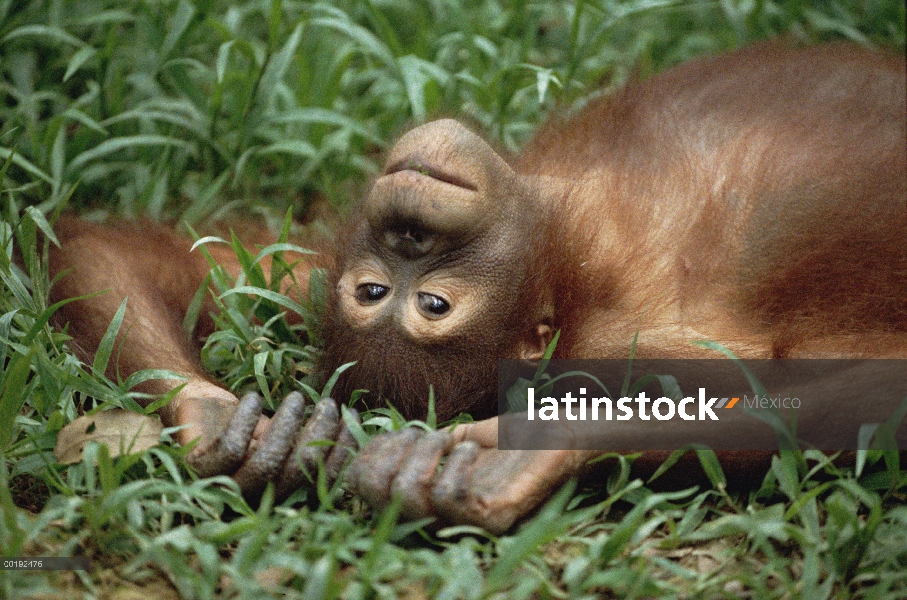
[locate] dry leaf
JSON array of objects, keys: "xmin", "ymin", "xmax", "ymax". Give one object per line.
[{"xmin": 54, "ymin": 410, "xmax": 163, "ymax": 464}]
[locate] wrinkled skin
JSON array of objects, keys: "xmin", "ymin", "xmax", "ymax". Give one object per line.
[
  {"xmin": 321, "ymin": 118, "xmax": 558, "ymax": 422},
  {"xmin": 345, "ymin": 421, "xmax": 597, "ymax": 534},
  {"xmin": 184, "ymin": 392, "xmax": 359, "ymax": 500},
  {"xmin": 48, "ymin": 42, "xmax": 906, "ymax": 533}
]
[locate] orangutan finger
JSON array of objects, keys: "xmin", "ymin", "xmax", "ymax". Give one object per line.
[
  {"xmin": 391, "ymin": 430, "xmax": 454, "ymax": 520},
  {"xmin": 347, "ymin": 428, "xmax": 422, "ymax": 510},
  {"xmin": 233, "ymin": 392, "xmax": 307, "ymax": 496},
  {"xmin": 186, "ymin": 392, "xmax": 262, "ymax": 478}
]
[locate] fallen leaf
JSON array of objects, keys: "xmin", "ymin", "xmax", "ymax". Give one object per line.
[{"xmin": 54, "ymin": 410, "xmax": 163, "ymax": 464}]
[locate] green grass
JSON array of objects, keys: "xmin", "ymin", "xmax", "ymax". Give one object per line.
[{"xmin": 2, "ymin": 0, "xmax": 906, "ymax": 597}]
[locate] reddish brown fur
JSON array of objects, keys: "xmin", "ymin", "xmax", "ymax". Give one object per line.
[
  {"xmin": 321, "ymin": 42, "xmax": 906, "ymax": 422},
  {"xmin": 47, "ymin": 43, "xmax": 906, "ymax": 515},
  {"xmin": 50, "ymin": 219, "xmax": 215, "ymax": 382},
  {"xmin": 49, "ymin": 218, "xmax": 326, "ymax": 430},
  {"xmin": 518, "ymin": 42, "xmax": 906, "ymax": 360}
]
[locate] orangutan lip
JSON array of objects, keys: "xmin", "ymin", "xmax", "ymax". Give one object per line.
[{"xmin": 385, "ymin": 158, "xmax": 478, "ymax": 191}]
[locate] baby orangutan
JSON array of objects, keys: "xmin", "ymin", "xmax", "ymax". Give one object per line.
[{"xmin": 50, "ymin": 42, "xmax": 906, "ymax": 533}]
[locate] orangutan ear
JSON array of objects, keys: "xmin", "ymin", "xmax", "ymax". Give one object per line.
[{"xmin": 517, "ymin": 323, "xmax": 554, "ymax": 360}]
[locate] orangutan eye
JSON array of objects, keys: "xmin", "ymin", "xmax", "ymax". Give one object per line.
[
  {"xmin": 355, "ymin": 283, "xmax": 388, "ymax": 304},
  {"xmin": 417, "ymin": 292, "xmax": 450, "ymax": 317}
]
